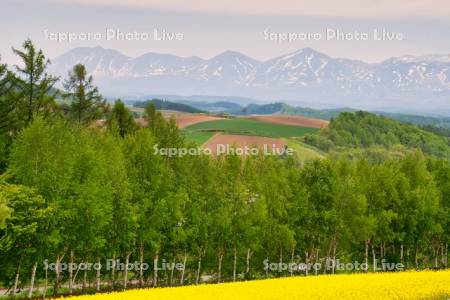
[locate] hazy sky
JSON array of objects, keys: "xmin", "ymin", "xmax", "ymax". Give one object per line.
[{"xmin": 1, "ymin": 0, "xmax": 449, "ymax": 64}]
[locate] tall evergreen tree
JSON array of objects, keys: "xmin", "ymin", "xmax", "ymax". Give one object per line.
[
  {"xmin": 12, "ymin": 39, "xmax": 58, "ymax": 123},
  {"xmin": 0, "ymin": 57, "xmax": 17, "ymax": 134},
  {"xmin": 63, "ymin": 64, "xmax": 104, "ymax": 124},
  {"xmin": 0, "ymin": 57, "xmax": 18, "ymax": 172}
]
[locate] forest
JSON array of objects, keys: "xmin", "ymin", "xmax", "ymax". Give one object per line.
[
  {"xmin": 303, "ymin": 111, "xmax": 450, "ymax": 157},
  {"xmin": 0, "ymin": 40, "xmax": 449, "ymax": 298}
]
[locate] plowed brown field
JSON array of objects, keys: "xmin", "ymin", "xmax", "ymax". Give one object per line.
[
  {"xmin": 173, "ymin": 114, "xmax": 225, "ymax": 128},
  {"xmin": 243, "ymin": 115, "xmax": 328, "ymax": 128},
  {"xmin": 135, "ymin": 113, "xmax": 224, "ymax": 128}
]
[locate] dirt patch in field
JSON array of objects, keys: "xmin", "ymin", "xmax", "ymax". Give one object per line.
[
  {"xmin": 243, "ymin": 115, "xmax": 329, "ymax": 129},
  {"xmin": 174, "ymin": 114, "xmax": 225, "ymax": 128},
  {"xmin": 134, "ymin": 114, "xmax": 224, "ymax": 129},
  {"xmin": 202, "ymin": 134, "xmax": 287, "ymax": 156}
]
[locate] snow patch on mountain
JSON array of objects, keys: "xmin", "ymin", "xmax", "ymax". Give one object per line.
[{"xmin": 48, "ymin": 47, "xmax": 450, "ymax": 114}]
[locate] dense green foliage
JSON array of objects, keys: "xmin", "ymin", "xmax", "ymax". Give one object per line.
[
  {"xmin": 420, "ymin": 125, "xmax": 450, "ymax": 138},
  {"xmin": 0, "ymin": 117, "xmax": 448, "ymax": 297},
  {"xmin": 107, "ymin": 99, "xmax": 137, "ymax": 137},
  {"xmin": 0, "ymin": 40, "xmax": 449, "ymax": 299},
  {"xmin": 185, "ymin": 118, "xmax": 317, "ymax": 138},
  {"xmin": 134, "ymin": 99, "xmax": 206, "ymax": 114},
  {"xmin": 304, "ymin": 111, "xmax": 450, "ymax": 157}
]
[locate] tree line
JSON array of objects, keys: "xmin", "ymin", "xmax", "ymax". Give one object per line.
[
  {"xmin": 303, "ymin": 111, "xmax": 450, "ymax": 157},
  {"xmin": 134, "ymin": 99, "xmax": 207, "ymax": 114},
  {"xmin": 0, "ymin": 40, "xmax": 449, "ymax": 298}
]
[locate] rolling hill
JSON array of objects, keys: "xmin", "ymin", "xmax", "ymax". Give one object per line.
[
  {"xmin": 134, "ymin": 99, "xmax": 206, "ymax": 113},
  {"xmin": 303, "ymin": 111, "xmax": 450, "ymax": 157}
]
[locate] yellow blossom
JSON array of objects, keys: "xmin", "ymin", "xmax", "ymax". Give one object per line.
[{"xmin": 66, "ymin": 270, "xmax": 450, "ymax": 300}]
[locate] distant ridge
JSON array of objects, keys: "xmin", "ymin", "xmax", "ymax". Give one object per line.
[
  {"xmin": 133, "ymin": 99, "xmax": 207, "ymax": 114},
  {"xmin": 49, "ymin": 47, "xmax": 450, "ymax": 116}
]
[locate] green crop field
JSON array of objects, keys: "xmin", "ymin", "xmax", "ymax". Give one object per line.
[
  {"xmin": 183, "ymin": 131, "xmax": 216, "ymax": 145},
  {"xmin": 184, "ymin": 118, "xmax": 318, "ymax": 139}
]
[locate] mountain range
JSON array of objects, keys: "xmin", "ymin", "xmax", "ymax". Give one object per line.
[{"xmin": 48, "ymin": 47, "xmax": 450, "ymax": 116}]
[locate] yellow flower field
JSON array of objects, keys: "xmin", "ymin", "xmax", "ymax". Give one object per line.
[{"xmin": 68, "ymin": 270, "xmax": 450, "ymax": 300}]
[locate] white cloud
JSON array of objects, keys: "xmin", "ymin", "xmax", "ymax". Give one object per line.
[{"xmin": 44, "ymin": 0, "xmax": 450, "ymax": 18}]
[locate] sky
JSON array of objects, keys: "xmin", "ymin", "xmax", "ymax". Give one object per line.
[{"xmin": 1, "ymin": 0, "xmax": 449, "ymax": 65}]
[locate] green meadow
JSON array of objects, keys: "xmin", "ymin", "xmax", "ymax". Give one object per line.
[{"xmin": 184, "ymin": 118, "xmax": 318, "ymax": 139}]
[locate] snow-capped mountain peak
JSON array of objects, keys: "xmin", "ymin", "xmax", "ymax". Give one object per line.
[{"xmin": 48, "ymin": 47, "xmax": 450, "ymax": 114}]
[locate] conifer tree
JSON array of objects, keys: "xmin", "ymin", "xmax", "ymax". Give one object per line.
[
  {"xmin": 63, "ymin": 64, "xmax": 104, "ymax": 123},
  {"xmin": 0, "ymin": 57, "xmax": 17, "ymax": 134},
  {"xmin": 12, "ymin": 39, "xmax": 58, "ymax": 123}
]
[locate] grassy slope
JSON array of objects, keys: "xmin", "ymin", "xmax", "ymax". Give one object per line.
[
  {"xmin": 184, "ymin": 118, "xmax": 318, "ymax": 138},
  {"xmin": 183, "ymin": 131, "xmax": 216, "ymax": 145},
  {"xmin": 287, "ymin": 138, "xmax": 324, "ymax": 162},
  {"xmin": 303, "ymin": 111, "xmax": 450, "ymax": 157}
]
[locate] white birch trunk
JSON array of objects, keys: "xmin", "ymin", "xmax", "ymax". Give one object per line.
[
  {"xmin": 139, "ymin": 243, "xmax": 144, "ymax": 287},
  {"xmin": 43, "ymin": 267, "xmax": 48, "ymax": 299},
  {"xmin": 217, "ymin": 250, "xmax": 223, "ymax": 283},
  {"xmin": 27, "ymin": 261, "xmax": 37, "ymax": 299},
  {"xmin": 153, "ymin": 252, "xmax": 159, "ymax": 287},
  {"xmin": 82, "ymin": 270, "xmax": 87, "ymax": 290},
  {"xmin": 69, "ymin": 250, "xmax": 74, "ymax": 294},
  {"xmin": 372, "ymin": 244, "xmax": 376, "ymax": 272},
  {"xmin": 54, "ymin": 255, "xmax": 62, "ymax": 295},
  {"xmin": 13, "ymin": 265, "xmax": 20, "ymax": 296},
  {"xmin": 364, "ymin": 240, "xmax": 369, "ymax": 273},
  {"xmin": 111, "ymin": 253, "xmax": 116, "ymax": 288},
  {"xmin": 169, "ymin": 258, "xmax": 175, "ymax": 286},
  {"xmin": 400, "ymin": 243, "xmax": 404, "ymax": 265},
  {"xmin": 124, "ymin": 252, "xmax": 131, "ymax": 288},
  {"xmin": 180, "ymin": 252, "xmax": 187, "ymax": 286},
  {"xmin": 246, "ymin": 248, "xmax": 251, "ymax": 275},
  {"xmin": 195, "ymin": 252, "xmax": 202, "ymax": 285},
  {"xmin": 233, "ymin": 246, "xmax": 237, "ymax": 281},
  {"xmin": 96, "ymin": 258, "xmax": 101, "ymax": 291}
]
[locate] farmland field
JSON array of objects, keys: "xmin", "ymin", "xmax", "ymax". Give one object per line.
[
  {"xmin": 243, "ymin": 115, "xmax": 329, "ymax": 128},
  {"xmin": 183, "ymin": 131, "xmax": 216, "ymax": 145},
  {"xmin": 168, "ymin": 114, "xmax": 225, "ymax": 129},
  {"xmin": 184, "ymin": 118, "xmax": 318, "ymax": 138},
  {"xmin": 202, "ymin": 133, "xmax": 287, "ymax": 155},
  {"xmin": 133, "ymin": 113, "xmax": 225, "ymax": 130},
  {"xmin": 66, "ymin": 270, "xmax": 450, "ymax": 300}
]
